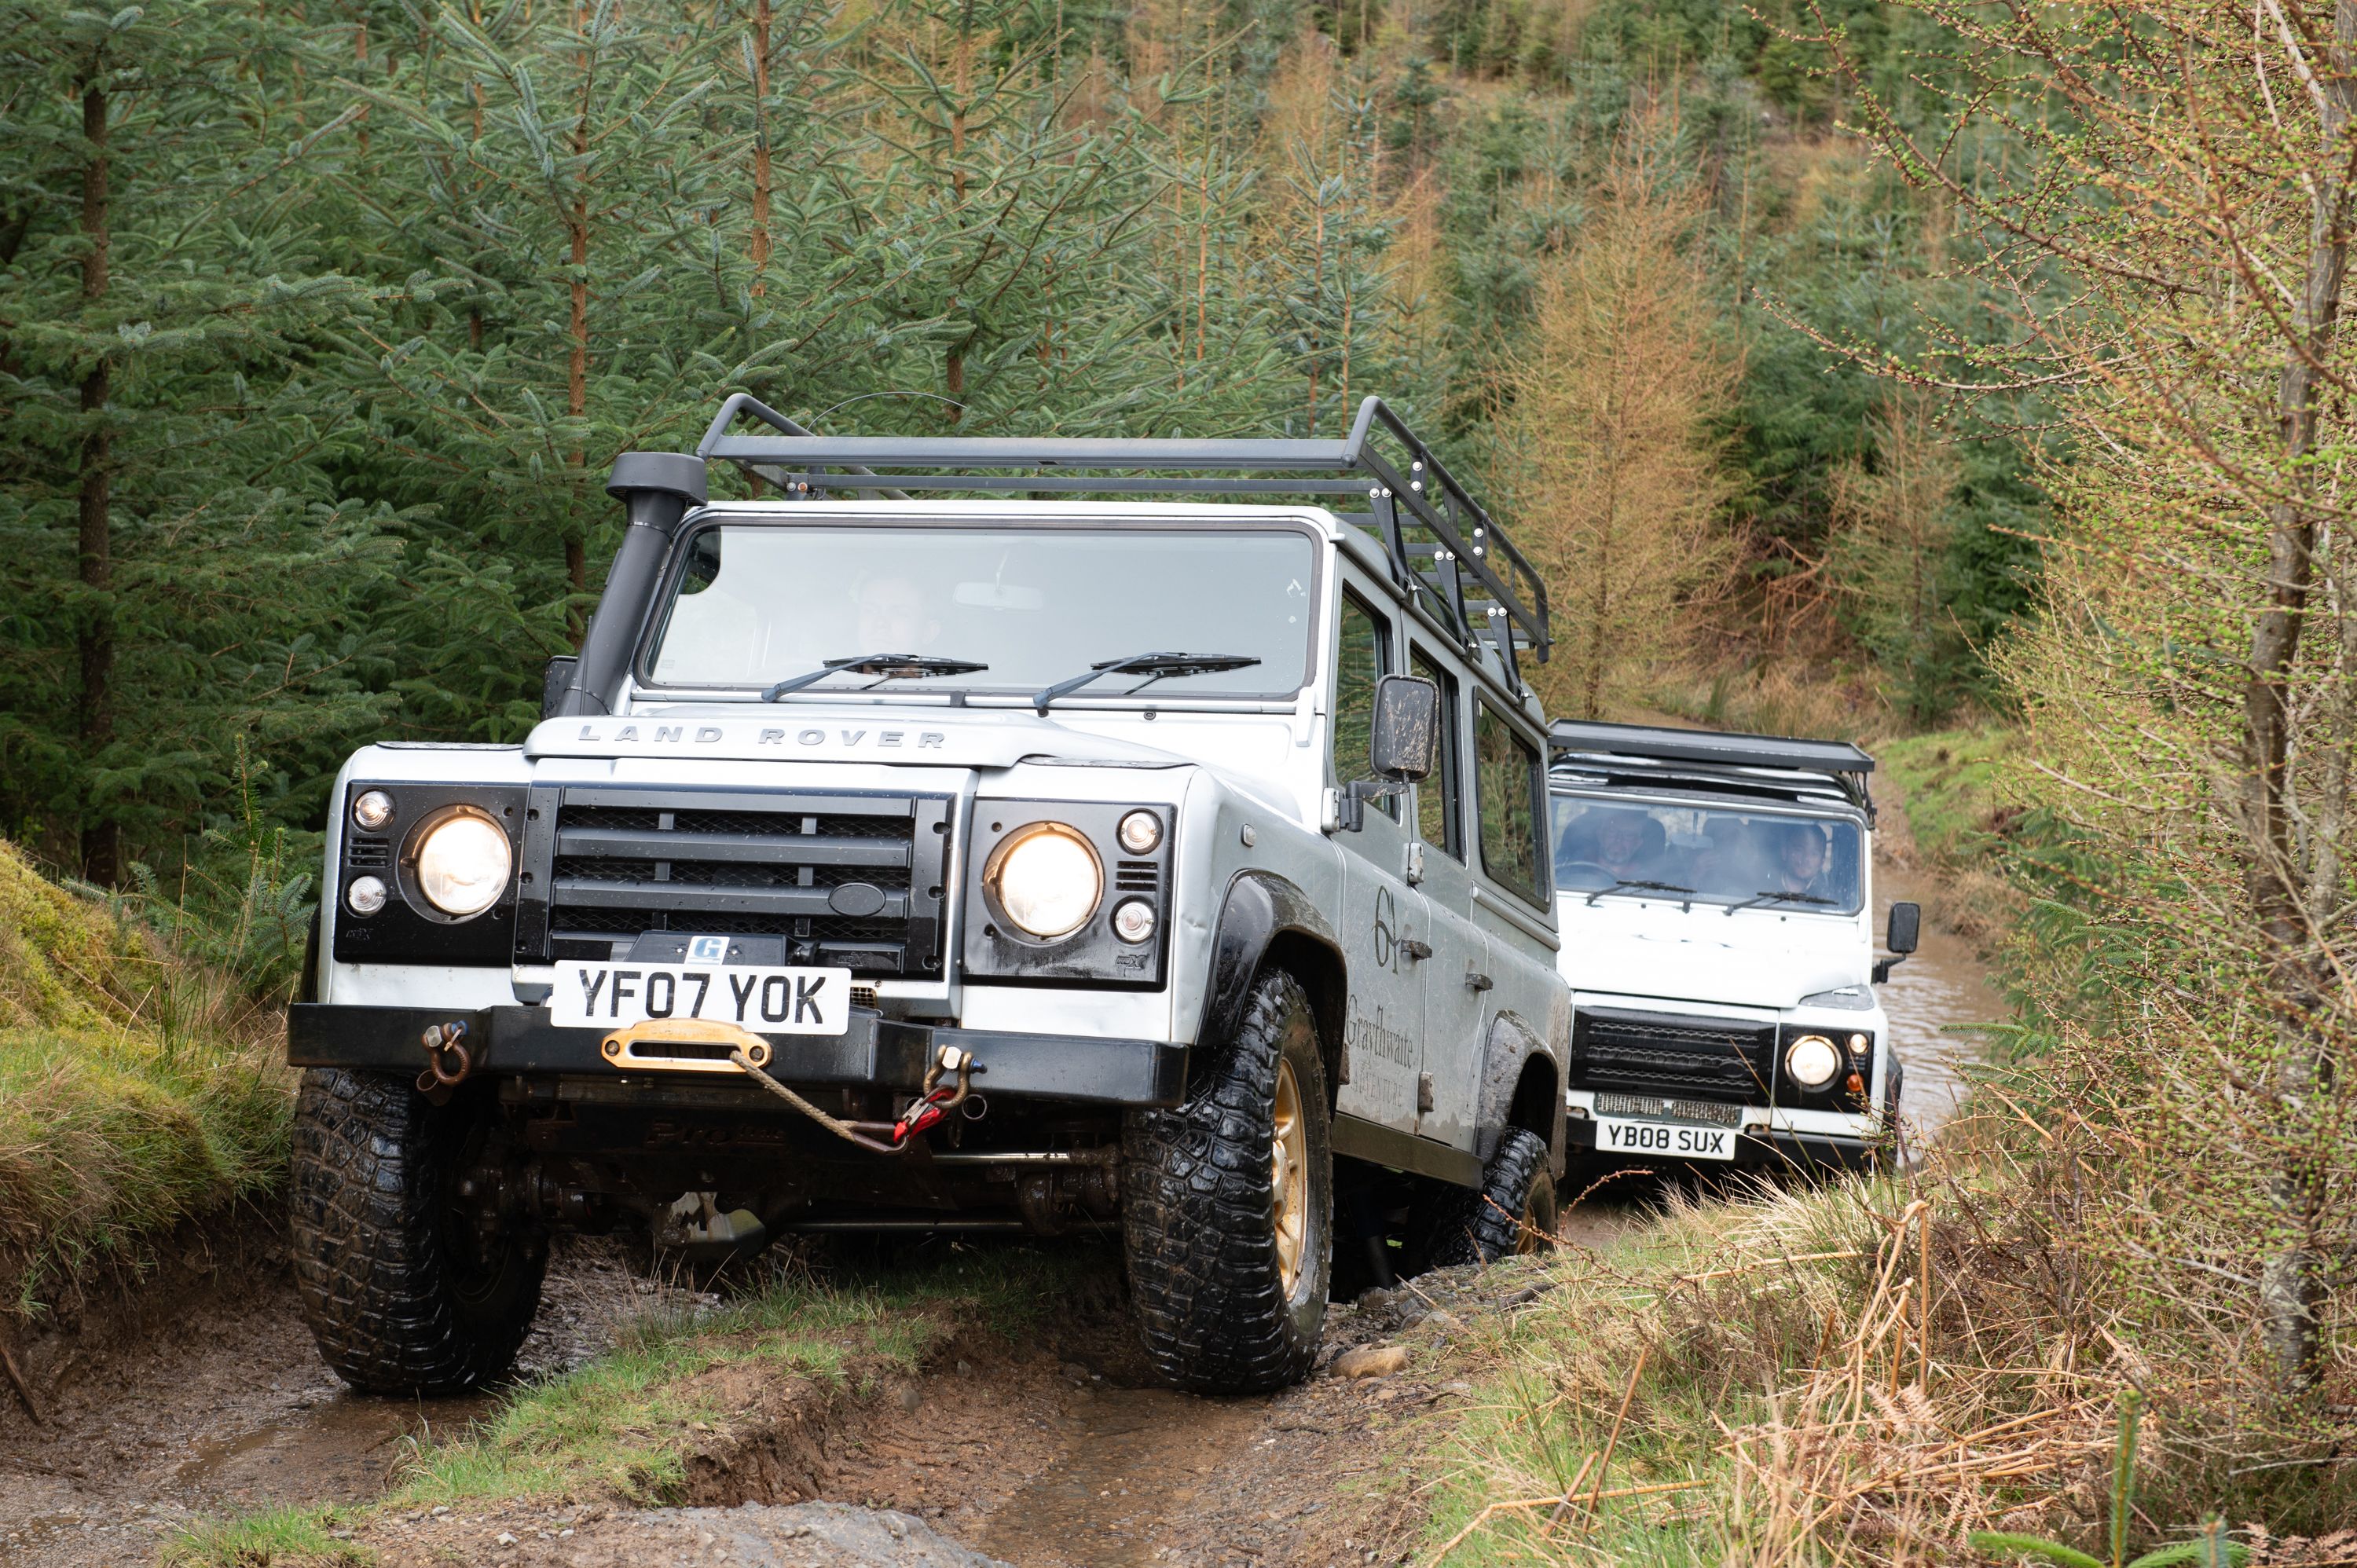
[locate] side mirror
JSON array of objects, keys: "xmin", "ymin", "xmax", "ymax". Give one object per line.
[
  {"xmin": 542, "ymin": 654, "xmax": 580, "ymax": 720},
  {"xmin": 1330, "ymin": 676, "xmax": 1442, "ymax": 834},
  {"xmin": 1369, "ymin": 674, "xmax": 1440, "ymax": 782},
  {"xmin": 1886, "ymin": 901, "xmax": 1921, "ymax": 955}
]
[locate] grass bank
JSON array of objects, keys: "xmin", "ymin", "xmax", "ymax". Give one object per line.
[
  {"xmin": 1875, "ymin": 727, "xmax": 2020, "ymax": 950},
  {"xmin": 0, "ymin": 840, "xmax": 294, "ymax": 1322},
  {"xmin": 168, "ymin": 1246, "xmax": 1096, "ymax": 1567},
  {"xmin": 1418, "ymin": 1161, "xmax": 2356, "ymax": 1565}
]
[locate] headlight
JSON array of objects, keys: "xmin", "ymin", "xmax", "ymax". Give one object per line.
[
  {"xmin": 414, "ymin": 812, "xmax": 512, "ymax": 918},
  {"xmin": 987, "ymin": 822, "xmax": 1102, "ymax": 939},
  {"xmin": 1784, "ymin": 1034, "xmax": 1842, "ymax": 1089}
]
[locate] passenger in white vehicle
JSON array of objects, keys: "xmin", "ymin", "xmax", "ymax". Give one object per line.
[
  {"xmin": 1762, "ymin": 820, "xmax": 1840, "ymax": 903},
  {"xmin": 1555, "ymin": 808, "xmax": 1667, "ymax": 888}
]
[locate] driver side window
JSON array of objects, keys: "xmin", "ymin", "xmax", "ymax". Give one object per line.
[{"xmin": 1334, "ymin": 591, "xmax": 1396, "ymax": 819}]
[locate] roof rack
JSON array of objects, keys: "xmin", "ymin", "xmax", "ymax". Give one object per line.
[
  {"xmin": 695, "ymin": 392, "xmax": 1551, "ymax": 687},
  {"xmin": 1549, "ymin": 720, "xmax": 1875, "ymax": 819}
]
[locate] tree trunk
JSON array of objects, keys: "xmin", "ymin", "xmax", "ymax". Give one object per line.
[
  {"xmin": 2245, "ymin": 0, "xmax": 2357, "ymax": 1398},
  {"xmin": 749, "ymin": 0, "xmax": 772, "ymax": 297},
  {"xmin": 566, "ymin": 2, "xmax": 592, "ymax": 642},
  {"xmin": 76, "ymin": 79, "xmax": 116, "ymax": 887}
]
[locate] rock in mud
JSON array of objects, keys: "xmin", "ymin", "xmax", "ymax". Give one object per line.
[
  {"xmin": 1332, "ymin": 1344, "xmax": 1409, "ymax": 1379},
  {"xmin": 470, "ymin": 1502, "xmax": 1009, "ymax": 1566}
]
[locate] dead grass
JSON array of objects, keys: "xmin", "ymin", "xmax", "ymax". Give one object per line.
[{"xmin": 1413, "ymin": 1156, "xmax": 2357, "ymax": 1566}]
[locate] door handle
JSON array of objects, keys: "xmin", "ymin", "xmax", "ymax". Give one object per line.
[
  {"xmin": 1464, "ymin": 970, "xmax": 1493, "ymax": 991},
  {"xmin": 1398, "ymin": 938, "xmax": 1433, "ymax": 962}
]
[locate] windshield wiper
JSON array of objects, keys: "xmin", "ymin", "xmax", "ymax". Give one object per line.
[
  {"xmin": 1584, "ymin": 878, "xmax": 1695, "ymax": 907},
  {"xmin": 1723, "ymin": 888, "xmax": 1838, "ymax": 916},
  {"xmin": 762, "ymin": 653, "xmax": 988, "ymax": 702},
  {"xmin": 1032, "ymin": 651, "xmax": 1261, "ymax": 715}
]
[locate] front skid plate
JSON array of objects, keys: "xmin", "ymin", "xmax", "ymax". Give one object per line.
[{"xmin": 286, "ymin": 1002, "xmax": 1188, "ymax": 1107}]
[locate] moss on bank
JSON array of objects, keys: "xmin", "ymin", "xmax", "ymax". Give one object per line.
[{"xmin": 0, "ymin": 840, "xmax": 294, "ymax": 1318}]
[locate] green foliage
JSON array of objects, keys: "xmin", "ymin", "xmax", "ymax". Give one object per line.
[{"xmin": 0, "ymin": 0, "xmax": 2046, "ymax": 892}]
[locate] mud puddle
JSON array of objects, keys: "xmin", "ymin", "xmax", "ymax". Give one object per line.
[
  {"xmin": 1875, "ymin": 862, "xmax": 2008, "ymax": 1139},
  {"xmin": 0, "ymin": 1235, "xmax": 707, "ymax": 1568}
]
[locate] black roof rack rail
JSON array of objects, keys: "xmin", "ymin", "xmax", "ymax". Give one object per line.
[
  {"xmin": 695, "ymin": 392, "xmax": 1551, "ymax": 683},
  {"xmin": 1549, "ymin": 720, "xmax": 1875, "ymax": 819}
]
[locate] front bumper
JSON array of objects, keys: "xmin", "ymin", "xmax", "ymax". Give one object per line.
[
  {"xmin": 1567, "ymin": 1116, "xmax": 1882, "ymax": 1174},
  {"xmin": 285, "ymin": 1002, "xmax": 1189, "ymax": 1108}
]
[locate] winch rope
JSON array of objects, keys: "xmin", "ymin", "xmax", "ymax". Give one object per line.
[{"xmin": 729, "ymin": 1046, "xmax": 902, "ymax": 1154}]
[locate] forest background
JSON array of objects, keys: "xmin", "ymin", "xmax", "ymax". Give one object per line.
[
  {"xmin": 12, "ymin": 0, "xmax": 2357, "ymax": 1548},
  {"xmin": 0, "ymin": 0, "xmax": 2033, "ymax": 907}
]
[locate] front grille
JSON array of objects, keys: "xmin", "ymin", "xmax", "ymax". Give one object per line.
[
  {"xmin": 519, "ymin": 787, "xmax": 953, "ymax": 979},
  {"xmin": 1571, "ymin": 1008, "xmax": 1775, "ymax": 1103},
  {"xmin": 1115, "ymin": 859, "xmax": 1159, "ymax": 893},
  {"xmin": 347, "ymin": 836, "xmax": 390, "ymax": 869}
]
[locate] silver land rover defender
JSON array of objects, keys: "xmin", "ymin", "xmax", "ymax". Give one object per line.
[
  {"xmin": 1547, "ymin": 723, "xmax": 1921, "ymax": 1174},
  {"xmin": 284, "ymin": 395, "xmax": 1574, "ymax": 1397}
]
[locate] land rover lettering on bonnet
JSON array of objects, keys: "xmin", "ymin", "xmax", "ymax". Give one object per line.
[{"xmin": 284, "ymin": 393, "xmax": 1576, "ymax": 1397}]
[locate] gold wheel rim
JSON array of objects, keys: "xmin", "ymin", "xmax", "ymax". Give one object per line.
[
  {"xmin": 1272, "ymin": 1058, "xmax": 1308, "ymax": 1296},
  {"xmin": 1516, "ymin": 1179, "xmax": 1556, "ymax": 1255}
]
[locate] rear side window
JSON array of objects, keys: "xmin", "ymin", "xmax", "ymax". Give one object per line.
[
  {"xmin": 1410, "ymin": 646, "xmax": 1461, "ymax": 859},
  {"xmin": 1475, "ymin": 702, "xmax": 1544, "ymax": 899},
  {"xmin": 1334, "ymin": 592, "xmax": 1396, "ymax": 819}
]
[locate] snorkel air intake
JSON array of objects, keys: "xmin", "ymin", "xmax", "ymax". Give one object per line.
[{"xmin": 553, "ymin": 452, "xmax": 707, "ymax": 718}]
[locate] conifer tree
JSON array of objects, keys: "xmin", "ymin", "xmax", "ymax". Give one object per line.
[
  {"xmin": 0, "ymin": 2, "xmax": 392, "ymax": 880},
  {"xmin": 346, "ymin": 0, "xmax": 729, "ymax": 641},
  {"xmin": 1496, "ymin": 123, "xmax": 1732, "ymax": 720},
  {"xmin": 840, "ymin": 0, "xmax": 1187, "ymax": 430},
  {"xmin": 1258, "ymin": 33, "xmax": 1401, "ymax": 434}
]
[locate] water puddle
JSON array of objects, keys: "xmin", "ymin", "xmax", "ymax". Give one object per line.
[{"xmin": 1875, "ymin": 864, "xmax": 2008, "ymax": 1140}]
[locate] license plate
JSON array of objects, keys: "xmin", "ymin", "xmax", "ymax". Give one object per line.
[
  {"xmin": 548, "ymin": 962, "xmax": 852, "ymax": 1034},
  {"xmin": 1595, "ymin": 1116, "xmax": 1739, "ymax": 1161}
]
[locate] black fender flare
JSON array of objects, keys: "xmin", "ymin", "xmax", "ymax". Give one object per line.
[
  {"xmin": 1201, "ymin": 871, "xmax": 1349, "ymax": 1084},
  {"xmin": 1477, "ymin": 1010, "xmax": 1567, "ymax": 1176}
]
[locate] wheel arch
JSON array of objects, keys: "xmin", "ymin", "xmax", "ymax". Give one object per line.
[
  {"xmin": 1480, "ymin": 1010, "xmax": 1567, "ymax": 1176},
  {"xmin": 1203, "ymin": 870, "xmax": 1348, "ymax": 1103}
]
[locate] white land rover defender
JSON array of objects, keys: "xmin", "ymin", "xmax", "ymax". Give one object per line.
[
  {"xmin": 1546, "ymin": 723, "xmax": 1922, "ymax": 1173},
  {"xmin": 286, "ymin": 394, "xmax": 1574, "ymax": 1397}
]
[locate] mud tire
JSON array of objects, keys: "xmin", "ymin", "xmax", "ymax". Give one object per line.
[
  {"xmin": 290, "ymin": 1068, "xmax": 544, "ymax": 1394},
  {"xmin": 1420, "ymin": 1127, "xmax": 1557, "ymax": 1266},
  {"xmin": 1122, "ymin": 969, "xmax": 1332, "ymax": 1394}
]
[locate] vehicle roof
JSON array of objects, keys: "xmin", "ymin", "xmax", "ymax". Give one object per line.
[
  {"xmin": 1549, "ymin": 722, "xmax": 1876, "ymax": 823},
  {"xmin": 692, "ymin": 391, "xmax": 1552, "ymax": 691},
  {"xmin": 1549, "ymin": 720, "xmax": 1872, "ymax": 775}
]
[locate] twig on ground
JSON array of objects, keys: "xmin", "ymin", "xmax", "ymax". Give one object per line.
[{"xmin": 1, "ymin": 1343, "xmax": 46, "ymax": 1425}]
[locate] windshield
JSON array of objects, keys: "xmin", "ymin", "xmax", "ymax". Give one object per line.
[
  {"xmin": 644, "ymin": 523, "xmax": 1318, "ymax": 697},
  {"xmin": 1549, "ymin": 792, "xmax": 1864, "ymax": 914}
]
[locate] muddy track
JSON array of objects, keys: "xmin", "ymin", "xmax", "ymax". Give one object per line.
[
  {"xmin": 0, "ymin": 1220, "xmax": 1573, "ymax": 1568},
  {"xmin": 0, "ymin": 1223, "xmax": 707, "ymax": 1566}
]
